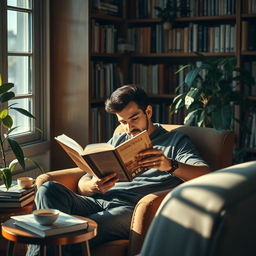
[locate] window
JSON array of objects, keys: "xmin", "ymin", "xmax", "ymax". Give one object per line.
[{"xmin": 0, "ymin": 0, "xmax": 48, "ymax": 145}]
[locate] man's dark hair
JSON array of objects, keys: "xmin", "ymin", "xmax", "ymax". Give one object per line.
[{"xmin": 105, "ymin": 85, "xmax": 150, "ymax": 113}]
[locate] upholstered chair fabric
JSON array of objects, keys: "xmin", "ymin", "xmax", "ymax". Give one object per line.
[{"xmin": 140, "ymin": 161, "xmax": 256, "ymax": 256}]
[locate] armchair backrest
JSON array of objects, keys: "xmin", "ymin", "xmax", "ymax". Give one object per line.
[
  {"xmin": 140, "ymin": 161, "xmax": 256, "ymax": 256},
  {"xmin": 114, "ymin": 124, "xmax": 235, "ymax": 171}
]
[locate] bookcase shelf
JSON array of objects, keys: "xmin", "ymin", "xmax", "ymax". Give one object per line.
[{"xmin": 50, "ymin": 0, "xmax": 256, "ymax": 169}]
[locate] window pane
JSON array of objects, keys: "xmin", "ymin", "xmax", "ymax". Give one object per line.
[
  {"xmin": 8, "ymin": 56, "xmax": 32, "ymax": 94},
  {"xmin": 7, "ymin": 0, "xmax": 32, "ymax": 9},
  {"xmin": 8, "ymin": 10, "xmax": 31, "ymax": 52},
  {"xmin": 9, "ymin": 98, "xmax": 34, "ymax": 135}
]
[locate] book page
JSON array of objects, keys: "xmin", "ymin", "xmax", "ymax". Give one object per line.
[
  {"xmin": 55, "ymin": 134, "xmax": 84, "ymax": 155},
  {"xmin": 115, "ymin": 130, "xmax": 152, "ymax": 180},
  {"xmin": 84, "ymin": 143, "xmax": 114, "ymax": 154}
]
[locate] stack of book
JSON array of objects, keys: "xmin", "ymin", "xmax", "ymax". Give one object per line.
[
  {"xmin": 0, "ymin": 182, "xmax": 35, "ymax": 208},
  {"xmin": 11, "ymin": 211, "xmax": 89, "ymax": 237}
]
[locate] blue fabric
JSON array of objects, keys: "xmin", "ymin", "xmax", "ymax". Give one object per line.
[{"xmin": 27, "ymin": 124, "xmax": 207, "ymax": 255}]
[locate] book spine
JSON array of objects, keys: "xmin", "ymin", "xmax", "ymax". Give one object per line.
[{"xmin": 82, "ymin": 155, "xmax": 103, "ymax": 178}]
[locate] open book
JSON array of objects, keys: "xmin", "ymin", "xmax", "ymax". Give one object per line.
[{"xmin": 55, "ymin": 130, "xmax": 152, "ymax": 181}]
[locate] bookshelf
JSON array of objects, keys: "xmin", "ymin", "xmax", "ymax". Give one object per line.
[{"xmin": 50, "ymin": 0, "xmax": 256, "ymax": 170}]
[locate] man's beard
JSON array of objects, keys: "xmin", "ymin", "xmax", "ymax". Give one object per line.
[{"xmin": 129, "ymin": 117, "xmax": 149, "ymax": 137}]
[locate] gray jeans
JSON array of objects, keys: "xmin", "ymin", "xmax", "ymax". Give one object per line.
[{"xmin": 26, "ymin": 181, "xmax": 134, "ymax": 256}]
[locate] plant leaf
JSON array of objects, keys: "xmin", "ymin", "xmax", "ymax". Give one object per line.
[
  {"xmin": 11, "ymin": 107, "xmax": 36, "ymax": 119},
  {"xmin": 7, "ymin": 137, "xmax": 25, "ymax": 170},
  {"xmin": 0, "ymin": 83, "xmax": 14, "ymax": 94},
  {"xmin": 211, "ymin": 105, "xmax": 233, "ymax": 130},
  {"xmin": 0, "ymin": 168, "xmax": 12, "ymax": 190},
  {"xmin": 185, "ymin": 68, "xmax": 201, "ymax": 87},
  {"xmin": 0, "ymin": 91, "xmax": 15, "ymax": 103},
  {"xmin": 0, "ymin": 109, "xmax": 8, "ymax": 119},
  {"xmin": 2, "ymin": 115, "xmax": 13, "ymax": 128},
  {"xmin": 184, "ymin": 109, "xmax": 200, "ymax": 125}
]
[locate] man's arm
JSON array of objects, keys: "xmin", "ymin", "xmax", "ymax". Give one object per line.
[
  {"xmin": 137, "ymin": 148, "xmax": 211, "ymax": 181},
  {"xmin": 78, "ymin": 173, "xmax": 119, "ymax": 196}
]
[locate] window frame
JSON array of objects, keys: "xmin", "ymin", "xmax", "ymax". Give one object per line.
[{"xmin": 0, "ymin": 0, "xmax": 49, "ymax": 147}]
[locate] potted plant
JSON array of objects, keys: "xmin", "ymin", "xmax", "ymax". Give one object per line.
[
  {"xmin": 155, "ymin": 0, "xmax": 190, "ymax": 30},
  {"xmin": 0, "ymin": 76, "xmax": 44, "ymax": 190},
  {"xmin": 171, "ymin": 55, "xmax": 254, "ymax": 130},
  {"xmin": 170, "ymin": 54, "xmax": 254, "ymax": 162}
]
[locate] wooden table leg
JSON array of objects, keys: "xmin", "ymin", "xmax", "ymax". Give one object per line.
[
  {"xmin": 6, "ymin": 241, "xmax": 15, "ymax": 256},
  {"xmin": 85, "ymin": 241, "xmax": 91, "ymax": 256}
]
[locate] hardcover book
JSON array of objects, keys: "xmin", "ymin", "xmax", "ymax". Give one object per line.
[
  {"xmin": 55, "ymin": 130, "xmax": 152, "ymax": 181},
  {"xmin": 11, "ymin": 212, "xmax": 89, "ymax": 237}
]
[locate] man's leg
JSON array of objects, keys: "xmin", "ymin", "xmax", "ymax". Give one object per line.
[
  {"xmin": 88, "ymin": 205, "xmax": 134, "ymax": 248},
  {"xmin": 26, "ymin": 181, "xmax": 103, "ymax": 256}
]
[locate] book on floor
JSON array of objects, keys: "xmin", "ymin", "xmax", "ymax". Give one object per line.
[
  {"xmin": 55, "ymin": 130, "xmax": 152, "ymax": 181},
  {"xmin": 11, "ymin": 211, "xmax": 89, "ymax": 237}
]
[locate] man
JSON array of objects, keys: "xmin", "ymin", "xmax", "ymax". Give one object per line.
[{"xmin": 27, "ymin": 85, "xmax": 210, "ymax": 255}]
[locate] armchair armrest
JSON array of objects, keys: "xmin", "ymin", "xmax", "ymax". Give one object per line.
[
  {"xmin": 35, "ymin": 168, "xmax": 85, "ymax": 193},
  {"xmin": 128, "ymin": 189, "xmax": 171, "ymax": 256}
]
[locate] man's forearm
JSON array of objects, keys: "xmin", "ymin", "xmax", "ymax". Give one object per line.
[
  {"xmin": 78, "ymin": 176, "xmax": 95, "ymax": 196},
  {"xmin": 171, "ymin": 162, "xmax": 211, "ymax": 181}
]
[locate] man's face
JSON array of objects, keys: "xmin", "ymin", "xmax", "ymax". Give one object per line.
[{"xmin": 116, "ymin": 101, "xmax": 152, "ymax": 137}]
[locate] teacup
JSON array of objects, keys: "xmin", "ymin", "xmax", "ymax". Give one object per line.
[
  {"xmin": 33, "ymin": 209, "xmax": 60, "ymax": 226},
  {"xmin": 17, "ymin": 177, "xmax": 34, "ymax": 189}
]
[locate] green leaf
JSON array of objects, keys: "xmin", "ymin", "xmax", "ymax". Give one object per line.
[
  {"xmin": 7, "ymin": 137, "xmax": 25, "ymax": 170},
  {"xmin": 211, "ymin": 105, "xmax": 233, "ymax": 130},
  {"xmin": 0, "ymin": 83, "xmax": 14, "ymax": 94},
  {"xmin": 185, "ymin": 88, "xmax": 200, "ymax": 109},
  {"xmin": 0, "ymin": 91, "xmax": 15, "ymax": 103},
  {"xmin": 185, "ymin": 68, "xmax": 201, "ymax": 87},
  {"xmin": 197, "ymin": 110, "xmax": 206, "ymax": 127},
  {"xmin": 11, "ymin": 107, "xmax": 36, "ymax": 119},
  {"xmin": 175, "ymin": 64, "xmax": 190, "ymax": 74},
  {"xmin": 0, "ymin": 109, "xmax": 8, "ymax": 119},
  {"xmin": 184, "ymin": 109, "xmax": 200, "ymax": 125},
  {"xmin": 2, "ymin": 115, "xmax": 13, "ymax": 128},
  {"xmin": 0, "ymin": 168, "xmax": 12, "ymax": 190}
]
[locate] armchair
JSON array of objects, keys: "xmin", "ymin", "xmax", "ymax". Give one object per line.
[
  {"xmin": 36, "ymin": 125, "xmax": 234, "ymax": 256},
  {"xmin": 139, "ymin": 161, "xmax": 256, "ymax": 256}
]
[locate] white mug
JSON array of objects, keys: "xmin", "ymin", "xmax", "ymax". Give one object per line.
[{"xmin": 17, "ymin": 177, "xmax": 34, "ymax": 189}]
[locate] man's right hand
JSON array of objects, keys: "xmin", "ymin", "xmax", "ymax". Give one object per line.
[{"xmin": 78, "ymin": 173, "xmax": 119, "ymax": 196}]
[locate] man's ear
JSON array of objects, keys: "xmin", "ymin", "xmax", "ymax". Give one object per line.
[{"xmin": 145, "ymin": 105, "xmax": 153, "ymax": 119}]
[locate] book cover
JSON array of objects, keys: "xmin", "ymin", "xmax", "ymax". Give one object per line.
[
  {"xmin": 11, "ymin": 211, "xmax": 89, "ymax": 237},
  {"xmin": 0, "ymin": 182, "xmax": 35, "ymax": 198},
  {"xmin": 55, "ymin": 130, "xmax": 152, "ymax": 181}
]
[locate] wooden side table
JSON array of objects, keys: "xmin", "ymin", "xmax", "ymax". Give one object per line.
[
  {"xmin": 0, "ymin": 202, "xmax": 34, "ymax": 256},
  {"xmin": 1, "ymin": 216, "xmax": 97, "ymax": 256}
]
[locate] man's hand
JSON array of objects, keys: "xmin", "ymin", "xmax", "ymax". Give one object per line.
[
  {"xmin": 137, "ymin": 148, "xmax": 172, "ymax": 172},
  {"xmin": 78, "ymin": 173, "xmax": 119, "ymax": 196}
]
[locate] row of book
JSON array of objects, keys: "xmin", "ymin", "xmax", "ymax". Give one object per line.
[
  {"xmin": 91, "ymin": 107, "xmax": 117, "ymax": 143},
  {"xmin": 241, "ymin": 21, "xmax": 256, "ymax": 51},
  {"xmin": 127, "ymin": 23, "xmax": 236, "ymax": 54},
  {"xmin": 91, "ymin": 20, "xmax": 118, "ymax": 54},
  {"xmin": 130, "ymin": 0, "xmax": 236, "ymax": 19},
  {"xmin": 242, "ymin": 0, "xmax": 256, "ymax": 14},
  {"xmin": 244, "ymin": 113, "xmax": 256, "ymax": 149},
  {"xmin": 92, "ymin": 0, "xmax": 122, "ymax": 16},
  {"xmin": 244, "ymin": 61, "xmax": 256, "ymax": 97},
  {"xmin": 0, "ymin": 182, "xmax": 35, "ymax": 208},
  {"xmin": 91, "ymin": 62, "xmax": 124, "ymax": 98}
]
